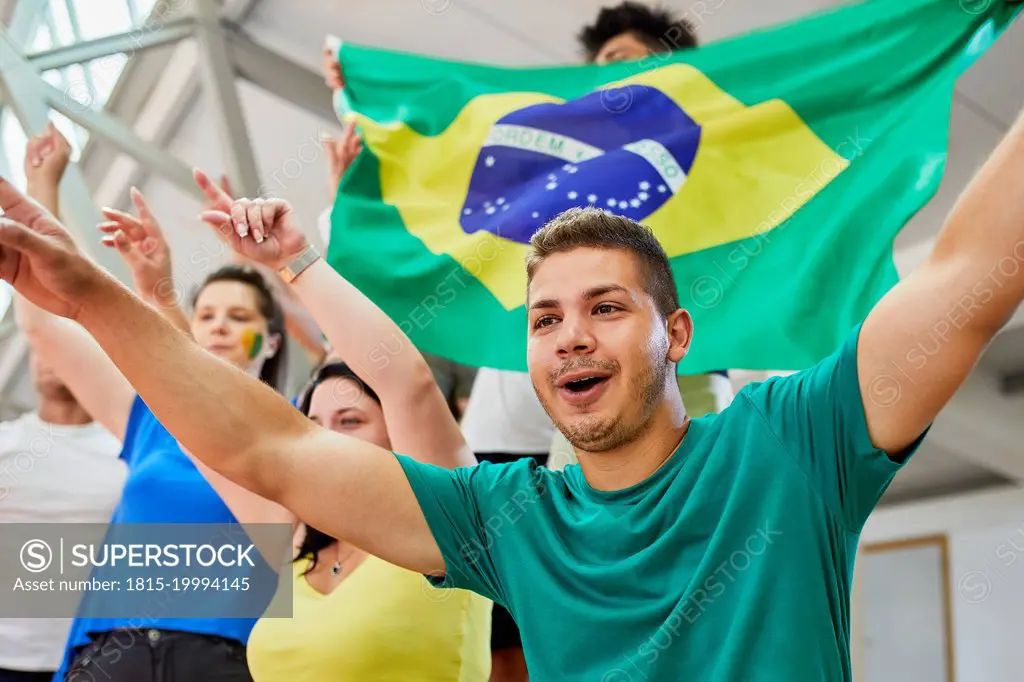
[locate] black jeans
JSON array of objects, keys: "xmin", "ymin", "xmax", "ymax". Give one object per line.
[
  {"xmin": 65, "ymin": 629, "xmax": 251, "ymax": 682},
  {"xmin": 0, "ymin": 669, "xmax": 55, "ymax": 682}
]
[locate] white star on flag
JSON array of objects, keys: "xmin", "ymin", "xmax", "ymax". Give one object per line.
[{"xmin": 485, "ymin": 156, "xmax": 495, "ymax": 167}]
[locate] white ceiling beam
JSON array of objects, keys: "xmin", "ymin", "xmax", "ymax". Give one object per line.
[
  {"xmin": 92, "ymin": 39, "xmax": 202, "ymax": 209},
  {"xmin": 25, "ymin": 19, "xmax": 195, "ymax": 72},
  {"xmin": 225, "ymin": 28, "xmax": 338, "ymax": 123},
  {"xmin": 0, "ymin": 30, "xmax": 125, "ymax": 278},
  {"xmin": 193, "ymin": 0, "xmax": 262, "ymax": 197}
]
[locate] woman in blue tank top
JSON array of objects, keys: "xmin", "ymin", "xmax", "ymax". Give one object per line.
[{"xmin": 18, "ymin": 126, "xmax": 297, "ymax": 682}]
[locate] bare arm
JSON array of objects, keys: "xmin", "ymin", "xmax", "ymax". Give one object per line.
[
  {"xmin": 859, "ymin": 107, "xmax": 1024, "ymax": 454},
  {"xmin": 195, "ymin": 165, "xmax": 474, "ymax": 469},
  {"xmin": 0, "ymin": 178, "xmax": 444, "ymax": 575},
  {"xmin": 287, "ymin": 259, "xmax": 474, "ymax": 466},
  {"xmin": 14, "ymin": 297, "xmax": 135, "ymax": 440},
  {"xmin": 18, "ymin": 124, "xmax": 134, "ymax": 439},
  {"xmin": 80, "ymin": 280, "xmax": 442, "ymax": 573},
  {"xmin": 184, "ymin": 449, "xmax": 296, "ymax": 528}
]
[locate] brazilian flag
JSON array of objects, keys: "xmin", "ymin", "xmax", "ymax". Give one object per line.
[{"xmin": 327, "ymin": 0, "xmax": 1021, "ymax": 373}]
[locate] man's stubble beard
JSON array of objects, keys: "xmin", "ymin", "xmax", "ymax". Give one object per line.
[{"xmin": 542, "ymin": 354, "xmax": 667, "ymax": 453}]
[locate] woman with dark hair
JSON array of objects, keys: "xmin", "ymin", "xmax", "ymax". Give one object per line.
[
  {"xmin": 243, "ymin": 362, "xmax": 491, "ymax": 681},
  {"xmin": 15, "ymin": 125, "xmax": 290, "ymax": 682},
  {"xmin": 186, "ymin": 149, "xmax": 491, "ymax": 679}
]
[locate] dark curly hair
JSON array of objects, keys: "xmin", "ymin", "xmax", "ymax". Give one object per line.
[
  {"xmin": 578, "ymin": 2, "xmax": 698, "ymax": 62},
  {"xmin": 191, "ymin": 264, "xmax": 289, "ymax": 394}
]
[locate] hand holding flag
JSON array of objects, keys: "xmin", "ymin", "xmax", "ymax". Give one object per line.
[
  {"xmin": 323, "ymin": 118, "xmax": 362, "ymax": 202},
  {"xmin": 322, "ymin": 34, "xmax": 344, "ymax": 90}
]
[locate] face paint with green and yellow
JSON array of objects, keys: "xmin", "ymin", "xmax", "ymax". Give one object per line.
[{"xmin": 240, "ymin": 328, "xmax": 265, "ymax": 360}]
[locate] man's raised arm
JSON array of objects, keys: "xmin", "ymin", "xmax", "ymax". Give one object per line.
[
  {"xmin": 0, "ymin": 176, "xmax": 444, "ymax": 576},
  {"xmin": 859, "ymin": 107, "xmax": 1024, "ymax": 455}
]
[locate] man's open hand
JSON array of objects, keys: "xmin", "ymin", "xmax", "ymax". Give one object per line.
[
  {"xmin": 98, "ymin": 187, "xmax": 174, "ymax": 299},
  {"xmin": 0, "ymin": 177, "xmax": 101, "ymax": 319}
]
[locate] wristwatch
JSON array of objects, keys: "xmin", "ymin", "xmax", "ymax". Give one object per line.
[{"xmin": 278, "ymin": 244, "xmax": 321, "ymax": 283}]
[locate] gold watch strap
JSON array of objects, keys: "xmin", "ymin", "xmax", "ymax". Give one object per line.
[{"xmin": 278, "ymin": 244, "xmax": 321, "ymax": 283}]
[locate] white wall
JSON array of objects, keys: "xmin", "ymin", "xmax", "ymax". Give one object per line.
[
  {"xmin": 860, "ymin": 488, "xmax": 1024, "ymax": 682},
  {"xmin": 947, "ymin": 522, "xmax": 1024, "ymax": 682}
]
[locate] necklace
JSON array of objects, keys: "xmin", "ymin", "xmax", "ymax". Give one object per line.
[{"xmin": 330, "ymin": 542, "xmax": 357, "ymax": 576}]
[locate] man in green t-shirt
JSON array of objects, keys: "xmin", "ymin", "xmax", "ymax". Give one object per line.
[
  {"xmin": 398, "ymin": 208, "xmax": 914, "ymax": 682},
  {"xmin": 3, "ymin": 103, "xmax": 1023, "ymax": 682}
]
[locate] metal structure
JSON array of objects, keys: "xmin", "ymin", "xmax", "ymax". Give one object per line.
[{"xmin": 0, "ymin": 0, "xmax": 336, "ymax": 403}]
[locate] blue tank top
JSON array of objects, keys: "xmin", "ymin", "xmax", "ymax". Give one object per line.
[{"xmin": 55, "ymin": 396, "xmax": 269, "ymax": 679}]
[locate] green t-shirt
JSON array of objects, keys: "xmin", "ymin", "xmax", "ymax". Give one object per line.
[{"xmin": 396, "ymin": 326, "xmax": 918, "ymax": 682}]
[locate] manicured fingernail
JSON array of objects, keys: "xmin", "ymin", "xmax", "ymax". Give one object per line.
[{"xmin": 235, "ymin": 221, "xmax": 248, "ymax": 237}]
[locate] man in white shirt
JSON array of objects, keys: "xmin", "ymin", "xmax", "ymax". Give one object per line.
[{"xmin": 0, "ymin": 353, "xmax": 125, "ymax": 681}]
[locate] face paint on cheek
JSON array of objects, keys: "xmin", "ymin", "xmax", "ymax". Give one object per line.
[{"xmin": 241, "ymin": 328, "xmax": 264, "ymax": 360}]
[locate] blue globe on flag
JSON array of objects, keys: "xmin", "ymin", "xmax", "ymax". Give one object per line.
[{"xmin": 459, "ymin": 84, "xmax": 702, "ymax": 244}]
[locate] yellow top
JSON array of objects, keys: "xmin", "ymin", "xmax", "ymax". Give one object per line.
[{"xmin": 247, "ymin": 555, "xmax": 492, "ymax": 682}]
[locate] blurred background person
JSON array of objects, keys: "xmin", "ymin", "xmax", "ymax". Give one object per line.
[
  {"xmin": 578, "ymin": 1, "xmax": 698, "ymax": 63},
  {"xmin": 0, "ymin": 353, "xmax": 124, "ymax": 682}
]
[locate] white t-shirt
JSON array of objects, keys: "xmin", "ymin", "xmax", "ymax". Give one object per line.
[
  {"xmin": 460, "ymin": 368, "xmax": 556, "ymax": 454},
  {"xmin": 0, "ymin": 412, "xmax": 125, "ymax": 672}
]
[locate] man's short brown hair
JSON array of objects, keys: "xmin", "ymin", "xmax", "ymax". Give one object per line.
[{"xmin": 526, "ymin": 207, "xmax": 680, "ymax": 318}]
